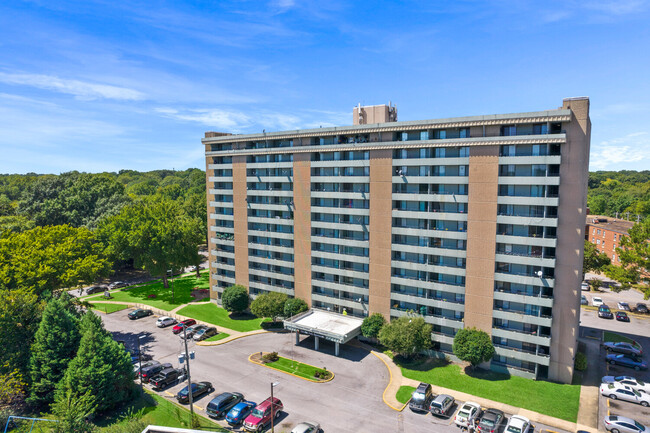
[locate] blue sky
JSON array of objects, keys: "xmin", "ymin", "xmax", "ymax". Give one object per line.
[{"xmin": 1, "ymin": 0, "xmax": 649, "ymax": 174}]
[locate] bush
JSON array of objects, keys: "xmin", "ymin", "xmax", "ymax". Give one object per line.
[
  {"xmin": 452, "ymin": 327, "xmax": 495, "ymax": 368},
  {"xmin": 262, "ymin": 352, "xmax": 279, "ymax": 363},
  {"xmin": 221, "ymin": 285, "xmax": 249, "ymax": 314},
  {"xmin": 574, "ymin": 351, "xmax": 588, "ymax": 371},
  {"xmin": 313, "ymin": 367, "xmax": 331, "ymax": 380},
  {"xmin": 284, "ymin": 298, "xmax": 308, "ymax": 317},
  {"xmin": 251, "ymin": 292, "xmax": 287, "ymax": 321},
  {"xmin": 361, "ymin": 313, "xmax": 386, "ymax": 338},
  {"xmin": 378, "ymin": 316, "xmax": 432, "ymax": 359}
]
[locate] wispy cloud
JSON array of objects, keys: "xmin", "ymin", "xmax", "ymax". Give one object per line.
[
  {"xmin": 154, "ymin": 107, "xmax": 252, "ymax": 130},
  {"xmin": 0, "ymin": 72, "xmax": 145, "ymax": 101},
  {"xmin": 590, "ymin": 131, "xmax": 650, "ymax": 170},
  {"xmin": 582, "ymin": 0, "xmax": 648, "ymax": 15}
]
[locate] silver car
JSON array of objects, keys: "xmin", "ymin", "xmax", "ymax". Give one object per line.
[
  {"xmin": 600, "ymin": 383, "xmax": 650, "ymax": 406},
  {"xmin": 602, "ymin": 376, "xmax": 650, "ymax": 394},
  {"xmin": 604, "ymin": 415, "xmax": 647, "ymax": 433},
  {"xmin": 430, "ymin": 394, "xmax": 455, "ymax": 416},
  {"xmin": 290, "ymin": 421, "xmax": 320, "ymax": 433}
]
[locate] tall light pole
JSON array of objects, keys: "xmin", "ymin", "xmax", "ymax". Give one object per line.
[
  {"xmin": 270, "ymin": 382, "xmax": 279, "ymax": 433},
  {"xmin": 137, "ymin": 335, "xmax": 146, "ymax": 395},
  {"xmin": 181, "ymin": 325, "xmax": 195, "ymax": 425}
]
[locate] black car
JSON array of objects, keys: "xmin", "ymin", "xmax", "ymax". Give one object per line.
[
  {"xmin": 636, "ymin": 303, "xmax": 649, "ymax": 314},
  {"xmin": 409, "ymin": 382, "xmax": 433, "ymax": 413},
  {"xmin": 478, "ymin": 408, "xmax": 505, "ymax": 433},
  {"xmin": 598, "ymin": 305, "xmax": 614, "ymax": 319},
  {"xmin": 140, "ymin": 363, "xmax": 172, "ymax": 383},
  {"xmin": 176, "ymin": 381, "xmax": 214, "ymax": 404},
  {"xmin": 128, "ymin": 309, "xmax": 153, "ymax": 320},
  {"xmin": 85, "ymin": 285, "xmax": 107, "ymax": 295},
  {"xmin": 616, "ymin": 311, "xmax": 630, "ymax": 322},
  {"xmin": 135, "ymin": 360, "xmax": 160, "ymax": 377},
  {"xmin": 150, "ymin": 367, "xmax": 183, "ymax": 390},
  {"xmin": 206, "ymin": 392, "xmax": 244, "ymax": 418}
]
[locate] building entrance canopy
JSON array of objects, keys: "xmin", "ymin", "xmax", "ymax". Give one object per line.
[{"xmin": 284, "ymin": 309, "xmax": 363, "ymax": 344}]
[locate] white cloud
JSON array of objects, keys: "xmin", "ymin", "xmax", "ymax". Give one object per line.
[
  {"xmin": 0, "ymin": 72, "xmax": 145, "ymax": 101},
  {"xmin": 590, "ymin": 131, "xmax": 650, "ymax": 170},
  {"xmin": 582, "ymin": 0, "xmax": 648, "ymax": 15},
  {"xmin": 154, "ymin": 107, "xmax": 252, "ymax": 130}
]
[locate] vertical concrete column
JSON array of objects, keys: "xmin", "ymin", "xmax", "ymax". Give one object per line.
[
  {"xmin": 232, "ymin": 155, "xmax": 249, "ymax": 289},
  {"xmin": 205, "ymin": 151, "xmax": 217, "ymax": 300},
  {"xmin": 368, "ymin": 149, "xmax": 393, "ymax": 319},
  {"xmin": 293, "ymin": 153, "xmax": 312, "ymax": 306},
  {"xmin": 335, "ymin": 342, "xmax": 340, "ymax": 356},
  {"xmin": 295, "ymin": 331, "xmax": 300, "ymax": 344},
  {"xmin": 314, "ymin": 336, "xmax": 319, "ymax": 351},
  {"xmin": 549, "ymin": 98, "xmax": 591, "ymax": 384},
  {"xmin": 463, "ymin": 145, "xmax": 500, "ymax": 333}
]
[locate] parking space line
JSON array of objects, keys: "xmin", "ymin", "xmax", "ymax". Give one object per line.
[
  {"xmin": 607, "ymin": 398, "xmax": 610, "ymax": 417},
  {"xmin": 194, "ymin": 405, "xmax": 204, "ymax": 411},
  {"xmin": 164, "ymin": 391, "xmax": 174, "ymax": 397}
]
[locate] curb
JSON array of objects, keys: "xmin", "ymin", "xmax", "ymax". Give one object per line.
[
  {"xmin": 248, "ymin": 353, "xmax": 335, "ymax": 383},
  {"xmin": 197, "ymin": 330, "xmax": 267, "ymax": 346},
  {"xmin": 370, "ymin": 351, "xmax": 408, "ymax": 412}
]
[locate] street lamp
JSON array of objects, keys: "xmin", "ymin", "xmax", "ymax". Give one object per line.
[
  {"xmin": 270, "ymin": 382, "xmax": 280, "ymax": 433},
  {"xmin": 137, "ymin": 335, "xmax": 146, "ymax": 395},
  {"xmin": 179, "ymin": 326, "xmax": 196, "ymax": 426}
]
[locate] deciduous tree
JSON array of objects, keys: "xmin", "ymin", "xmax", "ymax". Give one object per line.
[
  {"xmin": 583, "ymin": 240, "xmax": 611, "ymax": 276},
  {"xmin": 361, "ymin": 313, "xmax": 387, "ymax": 339},
  {"xmin": 250, "ymin": 292, "xmax": 287, "ymax": 322},
  {"xmin": 0, "ymin": 288, "xmax": 44, "ymax": 376},
  {"xmin": 378, "ymin": 316, "xmax": 431, "ymax": 359},
  {"xmin": 452, "ymin": 327, "xmax": 495, "ymax": 369},
  {"xmin": 221, "ymin": 285, "xmax": 249, "ymax": 315},
  {"xmin": 283, "ymin": 298, "xmax": 308, "ymax": 318}
]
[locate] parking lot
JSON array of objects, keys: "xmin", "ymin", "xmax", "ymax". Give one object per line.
[{"xmin": 103, "ymin": 308, "xmax": 572, "ymax": 433}]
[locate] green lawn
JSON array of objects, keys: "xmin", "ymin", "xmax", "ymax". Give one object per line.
[
  {"xmin": 86, "ymin": 271, "xmax": 210, "ymax": 311},
  {"xmin": 89, "ymin": 303, "xmax": 129, "ymax": 314},
  {"xmin": 398, "ymin": 359, "xmax": 581, "ymax": 422},
  {"xmin": 265, "ymin": 356, "xmax": 331, "ymax": 381},
  {"xmin": 603, "ymin": 331, "xmax": 636, "ymax": 344},
  {"xmin": 177, "ymin": 303, "xmax": 269, "ymax": 332},
  {"xmin": 205, "ymin": 332, "xmax": 230, "ymax": 342},
  {"xmin": 396, "ymin": 385, "xmax": 415, "ymax": 404}
]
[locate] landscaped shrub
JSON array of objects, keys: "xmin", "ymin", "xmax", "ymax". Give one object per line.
[
  {"xmin": 574, "ymin": 351, "xmax": 587, "ymax": 371},
  {"xmin": 262, "ymin": 352, "xmax": 279, "ymax": 363},
  {"xmin": 313, "ymin": 367, "xmax": 331, "ymax": 380}
]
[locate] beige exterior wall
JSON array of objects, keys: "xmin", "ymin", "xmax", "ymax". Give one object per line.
[
  {"xmin": 205, "ymin": 157, "xmax": 217, "ymax": 300},
  {"xmin": 464, "ymin": 146, "xmax": 500, "ymax": 333},
  {"xmin": 549, "ymin": 98, "xmax": 591, "ymax": 383},
  {"xmin": 353, "ymin": 105, "xmax": 396, "ymax": 125},
  {"xmin": 293, "ymin": 153, "xmax": 312, "ymax": 307},
  {"xmin": 368, "ymin": 149, "xmax": 393, "ymax": 318},
  {"xmin": 232, "ymin": 155, "xmax": 249, "ymax": 290}
]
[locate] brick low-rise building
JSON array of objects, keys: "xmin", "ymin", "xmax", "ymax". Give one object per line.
[{"xmin": 585, "ymin": 215, "xmax": 634, "ymax": 265}]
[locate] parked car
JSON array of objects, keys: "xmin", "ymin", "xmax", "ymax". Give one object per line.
[
  {"xmin": 429, "ymin": 394, "xmax": 455, "ymax": 417},
  {"xmin": 603, "ymin": 415, "xmax": 647, "ymax": 433},
  {"xmin": 618, "ymin": 302, "xmax": 631, "ymax": 311},
  {"xmin": 593, "ymin": 297, "xmax": 605, "ymax": 307},
  {"xmin": 291, "ymin": 422, "xmax": 320, "ymax": 433},
  {"xmin": 581, "ymin": 294, "xmax": 588, "ymax": 305},
  {"xmin": 180, "ymin": 324, "xmax": 207, "ymax": 340},
  {"xmin": 128, "ymin": 308, "xmax": 153, "ymax": 320},
  {"xmin": 243, "ymin": 396, "xmax": 283, "ymax": 432},
  {"xmin": 602, "ymin": 342, "xmax": 643, "ymax": 357},
  {"xmin": 454, "ymin": 401, "xmax": 482, "ymax": 429},
  {"xmin": 599, "ymin": 305, "xmax": 614, "ymax": 319},
  {"xmin": 617, "ymin": 311, "xmax": 630, "ymax": 322},
  {"xmin": 607, "ymin": 354, "xmax": 648, "ymax": 371},
  {"xmin": 156, "ymin": 316, "xmax": 177, "ymax": 328},
  {"xmin": 140, "ymin": 363, "xmax": 172, "ymax": 383},
  {"xmin": 194, "ymin": 326, "xmax": 218, "ymax": 341},
  {"xmin": 150, "ymin": 367, "xmax": 183, "ymax": 390},
  {"xmin": 505, "ymin": 415, "xmax": 533, "ymax": 433},
  {"xmin": 172, "ymin": 319, "xmax": 197, "ymax": 335},
  {"xmin": 108, "ymin": 281, "xmax": 128, "ymax": 289},
  {"xmin": 409, "ymin": 382, "xmax": 433, "ymax": 413},
  {"xmin": 581, "ymin": 281, "xmax": 590, "ymax": 291},
  {"xmin": 600, "ymin": 383, "xmax": 650, "ymax": 406},
  {"xmin": 602, "ymin": 376, "xmax": 650, "ymax": 394},
  {"xmin": 207, "ymin": 392, "xmax": 244, "ymax": 418},
  {"xmin": 176, "ymin": 381, "xmax": 214, "ymax": 404},
  {"xmin": 478, "ymin": 408, "xmax": 505, "ymax": 433},
  {"xmin": 226, "ymin": 401, "xmax": 257, "ymax": 426},
  {"xmin": 85, "ymin": 285, "xmax": 107, "ymax": 295},
  {"xmin": 134, "ymin": 360, "xmax": 159, "ymax": 376},
  {"xmin": 636, "ymin": 303, "xmax": 649, "ymax": 314}
]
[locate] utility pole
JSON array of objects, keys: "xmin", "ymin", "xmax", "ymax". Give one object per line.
[
  {"xmin": 182, "ymin": 325, "xmax": 194, "ymax": 425},
  {"xmin": 138, "ymin": 335, "xmax": 146, "ymax": 395},
  {"xmin": 270, "ymin": 382, "xmax": 279, "ymax": 433}
]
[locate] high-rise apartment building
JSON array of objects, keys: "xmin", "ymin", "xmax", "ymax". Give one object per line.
[{"xmin": 203, "ymin": 97, "xmax": 591, "ymax": 384}]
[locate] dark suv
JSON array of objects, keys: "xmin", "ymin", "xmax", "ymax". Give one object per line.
[
  {"xmin": 150, "ymin": 367, "xmax": 183, "ymax": 390},
  {"xmin": 206, "ymin": 392, "xmax": 244, "ymax": 418},
  {"xmin": 409, "ymin": 382, "xmax": 433, "ymax": 413},
  {"xmin": 140, "ymin": 362, "xmax": 172, "ymax": 383}
]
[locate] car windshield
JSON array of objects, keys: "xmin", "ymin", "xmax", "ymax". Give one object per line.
[
  {"xmin": 459, "ymin": 410, "xmax": 470, "ymax": 418},
  {"xmin": 638, "ymin": 380, "xmax": 646, "ymax": 386},
  {"xmin": 633, "ymin": 390, "xmax": 642, "ymax": 397},
  {"xmin": 412, "ymin": 392, "xmax": 426, "ymax": 401},
  {"xmin": 431, "ymin": 401, "xmax": 442, "ymax": 408},
  {"xmin": 635, "ymin": 421, "xmax": 645, "ymax": 431},
  {"xmin": 251, "ymin": 408, "xmax": 265, "ymax": 418},
  {"xmin": 482, "ymin": 418, "xmax": 495, "ymax": 427},
  {"xmin": 507, "ymin": 426, "xmax": 522, "ymax": 433},
  {"xmin": 230, "ymin": 408, "xmax": 240, "ymax": 416}
]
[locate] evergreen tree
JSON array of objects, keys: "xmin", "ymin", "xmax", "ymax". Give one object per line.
[
  {"xmin": 27, "ymin": 297, "xmax": 80, "ymax": 408},
  {"xmin": 52, "ymin": 388, "xmax": 96, "ymax": 433},
  {"xmin": 58, "ymin": 311, "xmax": 135, "ymax": 412}
]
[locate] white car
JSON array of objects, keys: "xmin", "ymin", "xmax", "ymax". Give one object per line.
[
  {"xmin": 290, "ymin": 422, "xmax": 320, "ymax": 433},
  {"xmin": 581, "ymin": 282, "xmax": 590, "ymax": 291},
  {"xmin": 600, "ymin": 383, "xmax": 650, "ymax": 406},
  {"xmin": 602, "ymin": 376, "xmax": 650, "ymax": 394},
  {"xmin": 593, "ymin": 297, "xmax": 605, "ymax": 307},
  {"xmin": 454, "ymin": 402, "xmax": 482, "ymax": 428},
  {"xmin": 505, "ymin": 415, "xmax": 533, "ymax": 433},
  {"xmin": 156, "ymin": 316, "xmax": 177, "ymax": 328}
]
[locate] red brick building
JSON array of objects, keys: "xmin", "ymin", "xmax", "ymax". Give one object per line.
[{"xmin": 585, "ymin": 215, "xmax": 634, "ymax": 265}]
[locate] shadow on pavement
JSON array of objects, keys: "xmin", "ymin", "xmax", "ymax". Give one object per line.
[{"xmin": 296, "ymin": 335, "xmax": 370, "ymax": 362}]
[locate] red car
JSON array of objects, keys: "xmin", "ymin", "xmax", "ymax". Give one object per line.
[
  {"xmin": 243, "ymin": 397, "xmax": 283, "ymax": 432},
  {"xmin": 172, "ymin": 319, "xmax": 197, "ymax": 334}
]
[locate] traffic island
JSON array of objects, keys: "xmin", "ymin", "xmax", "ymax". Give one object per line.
[{"xmin": 248, "ymin": 352, "xmax": 334, "ymax": 383}]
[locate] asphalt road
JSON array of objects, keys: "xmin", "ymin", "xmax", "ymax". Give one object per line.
[{"xmin": 102, "ymin": 310, "xmax": 571, "ymax": 433}]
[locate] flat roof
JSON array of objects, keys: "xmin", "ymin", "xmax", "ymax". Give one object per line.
[
  {"xmin": 284, "ymin": 309, "xmax": 363, "ymax": 344},
  {"xmin": 586, "ymin": 215, "xmax": 635, "ymax": 234}
]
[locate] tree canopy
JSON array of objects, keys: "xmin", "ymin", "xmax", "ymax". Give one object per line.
[
  {"xmin": 221, "ymin": 285, "xmax": 250, "ymax": 314},
  {"xmin": 378, "ymin": 316, "xmax": 432, "ymax": 358},
  {"xmin": 284, "ymin": 298, "xmax": 308, "ymax": 318},
  {"xmin": 588, "ymin": 171, "xmax": 650, "ymax": 219},
  {"xmin": 250, "ymin": 292, "xmax": 287, "ymax": 321},
  {"xmin": 452, "ymin": 327, "xmax": 495, "ymax": 368},
  {"xmin": 361, "ymin": 313, "xmax": 387, "ymax": 339},
  {"xmin": 583, "ymin": 240, "xmax": 611, "ymax": 276},
  {"xmin": 606, "ymin": 218, "xmax": 650, "ymax": 296}
]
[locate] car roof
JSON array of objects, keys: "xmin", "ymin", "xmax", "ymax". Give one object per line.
[
  {"xmin": 509, "ymin": 415, "xmax": 529, "ymax": 425},
  {"xmin": 607, "ymin": 415, "xmax": 635, "ymax": 423},
  {"xmin": 462, "ymin": 401, "xmax": 481, "ymax": 409},
  {"xmin": 483, "ymin": 408, "xmax": 504, "ymax": 418},
  {"xmin": 433, "ymin": 394, "xmax": 452, "ymax": 402},
  {"xmin": 416, "ymin": 382, "xmax": 431, "ymax": 392}
]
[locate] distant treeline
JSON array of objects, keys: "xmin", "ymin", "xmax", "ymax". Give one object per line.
[{"xmin": 588, "ymin": 171, "xmax": 650, "ymax": 220}]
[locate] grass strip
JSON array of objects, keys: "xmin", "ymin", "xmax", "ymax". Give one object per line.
[
  {"xmin": 89, "ymin": 303, "xmax": 130, "ymax": 314},
  {"xmin": 205, "ymin": 332, "xmax": 230, "ymax": 342},
  {"xmin": 396, "ymin": 385, "xmax": 415, "ymax": 404},
  {"xmin": 603, "ymin": 331, "xmax": 639, "ymax": 346},
  {"xmin": 177, "ymin": 303, "xmax": 269, "ymax": 332},
  {"xmin": 398, "ymin": 359, "xmax": 580, "ymax": 422},
  {"xmin": 265, "ymin": 356, "xmax": 331, "ymax": 382}
]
